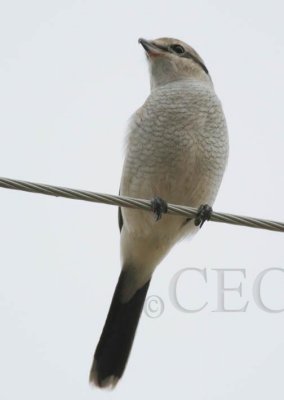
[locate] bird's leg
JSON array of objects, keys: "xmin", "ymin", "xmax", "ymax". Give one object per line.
[
  {"xmin": 150, "ymin": 197, "xmax": 168, "ymax": 221},
  {"xmin": 194, "ymin": 204, "xmax": 212, "ymax": 228}
]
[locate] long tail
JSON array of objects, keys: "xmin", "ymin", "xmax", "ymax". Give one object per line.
[{"xmin": 89, "ymin": 270, "xmax": 151, "ymax": 388}]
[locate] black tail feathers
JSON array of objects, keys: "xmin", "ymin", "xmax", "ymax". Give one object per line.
[{"xmin": 89, "ymin": 270, "xmax": 151, "ymax": 388}]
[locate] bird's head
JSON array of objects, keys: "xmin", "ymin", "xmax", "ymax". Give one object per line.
[{"xmin": 139, "ymin": 37, "xmax": 211, "ymax": 90}]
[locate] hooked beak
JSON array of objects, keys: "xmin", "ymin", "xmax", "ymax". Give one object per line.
[{"xmin": 138, "ymin": 38, "xmax": 165, "ymax": 57}]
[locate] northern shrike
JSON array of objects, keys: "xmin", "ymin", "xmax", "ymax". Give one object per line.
[{"xmin": 89, "ymin": 37, "xmax": 229, "ymax": 388}]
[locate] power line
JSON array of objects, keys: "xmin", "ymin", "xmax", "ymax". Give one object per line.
[{"xmin": 0, "ymin": 176, "xmax": 283, "ymax": 233}]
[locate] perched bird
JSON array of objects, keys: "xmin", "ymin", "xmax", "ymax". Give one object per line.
[{"xmin": 89, "ymin": 37, "xmax": 229, "ymax": 388}]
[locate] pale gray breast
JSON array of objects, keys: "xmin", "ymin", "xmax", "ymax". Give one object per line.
[{"xmin": 121, "ymin": 80, "xmax": 229, "ymax": 206}]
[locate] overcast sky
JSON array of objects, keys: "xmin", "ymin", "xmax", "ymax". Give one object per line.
[{"xmin": 0, "ymin": 1, "xmax": 284, "ymax": 399}]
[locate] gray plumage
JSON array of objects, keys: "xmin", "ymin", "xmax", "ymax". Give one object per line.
[{"xmin": 90, "ymin": 37, "xmax": 229, "ymax": 389}]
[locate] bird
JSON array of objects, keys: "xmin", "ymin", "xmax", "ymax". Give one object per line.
[{"xmin": 89, "ymin": 37, "xmax": 229, "ymax": 389}]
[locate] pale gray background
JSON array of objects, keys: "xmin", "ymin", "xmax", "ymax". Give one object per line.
[{"xmin": 0, "ymin": 1, "xmax": 284, "ymax": 399}]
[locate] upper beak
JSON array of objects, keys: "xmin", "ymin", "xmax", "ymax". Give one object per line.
[{"xmin": 138, "ymin": 38, "xmax": 165, "ymax": 57}]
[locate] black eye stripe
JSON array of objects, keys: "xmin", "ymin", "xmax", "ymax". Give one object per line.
[
  {"xmin": 184, "ymin": 53, "xmax": 209, "ymax": 75},
  {"xmin": 170, "ymin": 44, "xmax": 185, "ymax": 54},
  {"xmin": 151, "ymin": 42, "xmax": 209, "ymax": 75}
]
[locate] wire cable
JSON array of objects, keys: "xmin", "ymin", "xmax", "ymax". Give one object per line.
[{"xmin": 0, "ymin": 176, "xmax": 283, "ymax": 233}]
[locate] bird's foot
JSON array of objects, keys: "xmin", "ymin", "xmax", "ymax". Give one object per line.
[
  {"xmin": 151, "ymin": 197, "xmax": 168, "ymax": 221},
  {"xmin": 194, "ymin": 204, "xmax": 212, "ymax": 228}
]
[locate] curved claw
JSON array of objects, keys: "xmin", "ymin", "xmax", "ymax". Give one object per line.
[
  {"xmin": 194, "ymin": 204, "xmax": 212, "ymax": 228},
  {"xmin": 151, "ymin": 197, "xmax": 168, "ymax": 221}
]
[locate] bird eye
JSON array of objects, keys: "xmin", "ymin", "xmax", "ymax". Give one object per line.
[{"xmin": 170, "ymin": 44, "xmax": 185, "ymax": 54}]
